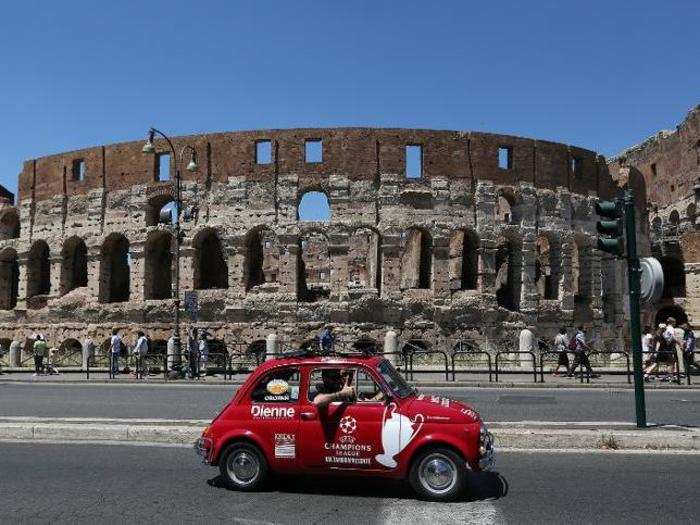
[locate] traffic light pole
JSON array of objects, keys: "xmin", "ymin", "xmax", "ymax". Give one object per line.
[{"xmin": 624, "ymin": 190, "xmax": 647, "ymax": 428}]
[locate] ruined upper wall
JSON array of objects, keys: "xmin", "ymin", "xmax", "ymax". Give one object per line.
[
  {"xmin": 610, "ymin": 105, "xmax": 700, "ymax": 208},
  {"xmin": 18, "ymin": 128, "xmax": 613, "ymax": 203}
]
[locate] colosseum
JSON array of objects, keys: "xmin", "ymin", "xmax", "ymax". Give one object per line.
[{"xmin": 0, "ymin": 127, "xmax": 642, "ymax": 361}]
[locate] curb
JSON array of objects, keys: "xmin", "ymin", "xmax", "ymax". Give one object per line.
[{"xmin": 1, "ymin": 418, "xmax": 697, "ymax": 452}]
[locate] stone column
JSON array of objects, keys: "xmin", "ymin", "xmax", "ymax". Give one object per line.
[
  {"xmin": 432, "ymin": 235, "xmax": 451, "ymax": 300},
  {"xmin": 380, "ymin": 233, "xmax": 401, "ymax": 300},
  {"xmin": 266, "ymin": 333, "xmax": 278, "ymax": 360},
  {"xmin": 383, "ymin": 329, "xmax": 398, "ymax": 366},
  {"xmin": 16, "ymin": 253, "xmax": 29, "ymax": 310},
  {"xmin": 129, "ymin": 239, "xmax": 146, "ymax": 301},
  {"xmin": 49, "ymin": 250, "xmax": 62, "ymax": 299},
  {"xmin": 519, "ymin": 229, "xmax": 539, "ymax": 315},
  {"xmin": 278, "ymin": 234, "xmax": 299, "ymax": 298},
  {"xmin": 86, "ymin": 244, "xmax": 101, "ymax": 302},
  {"xmin": 328, "ymin": 232, "xmax": 349, "ymax": 302}
]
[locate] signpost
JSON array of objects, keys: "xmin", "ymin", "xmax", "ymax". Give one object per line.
[
  {"xmin": 184, "ymin": 291, "xmax": 199, "ymax": 322},
  {"xmin": 596, "ymin": 190, "xmax": 647, "ymax": 428}
]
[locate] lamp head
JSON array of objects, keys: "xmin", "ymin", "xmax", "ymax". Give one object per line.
[
  {"xmin": 142, "ymin": 129, "xmax": 155, "ymax": 154},
  {"xmin": 186, "ymin": 150, "xmax": 198, "ymax": 172}
]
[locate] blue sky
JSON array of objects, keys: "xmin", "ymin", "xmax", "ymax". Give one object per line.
[{"xmin": 1, "ymin": 0, "xmax": 698, "ymax": 199}]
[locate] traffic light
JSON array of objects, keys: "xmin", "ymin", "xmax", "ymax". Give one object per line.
[{"xmin": 595, "ymin": 199, "xmax": 624, "ymax": 256}]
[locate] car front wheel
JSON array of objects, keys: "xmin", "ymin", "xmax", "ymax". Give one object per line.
[
  {"xmin": 219, "ymin": 442, "xmax": 268, "ymax": 491},
  {"xmin": 409, "ymin": 447, "xmax": 467, "ymax": 501}
]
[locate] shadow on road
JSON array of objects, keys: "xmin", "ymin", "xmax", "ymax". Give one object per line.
[{"xmin": 207, "ymin": 470, "xmax": 508, "ymax": 502}]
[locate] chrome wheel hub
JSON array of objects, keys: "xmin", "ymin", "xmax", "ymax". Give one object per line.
[
  {"xmin": 227, "ymin": 450, "xmax": 259, "ymax": 485},
  {"xmin": 419, "ymin": 454, "xmax": 457, "ymax": 494}
]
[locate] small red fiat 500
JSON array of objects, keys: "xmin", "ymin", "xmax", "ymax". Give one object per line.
[{"xmin": 195, "ymin": 353, "xmax": 494, "ymax": 501}]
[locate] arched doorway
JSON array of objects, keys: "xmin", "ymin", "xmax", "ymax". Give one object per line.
[
  {"xmin": 193, "ymin": 229, "xmax": 228, "ymax": 290},
  {"xmin": 100, "ymin": 234, "xmax": 130, "ymax": 303},
  {"xmin": 0, "ymin": 248, "xmax": 19, "ymax": 310},
  {"xmin": 145, "ymin": 231, "xmax": 173, "ymax": 299},
  {"xmin": 61, "ymin": 237, "xmax": 88, "ymax": 295}
]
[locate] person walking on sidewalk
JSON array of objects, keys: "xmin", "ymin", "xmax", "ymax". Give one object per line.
[
  {"xmin": 187, "ymin": 327, "xmax": 200, "ymax": 380},
  {"xmin": 32, "ymin": 335, "xmax": 48, "ymax": 376},
  {"xmin": 199, "ymin": 331, "xmax": 210, "ymax": 379},
  {"xmin": 109, "ymin": 329, "xmax": 122, "ymax": 377},
  {"xmin": 133, "ymin": 331, "xmax": 149, "ymax": 379},
  {"xmin": 553, "ymin": 327, "xmax": 571, "ymax": 376},
  {"xmin": 681, "ymin": 322, "xmax": 700, "ymax": 374},
  {"xmin": 642, "ymin": 326, "xmax": 655, "ymax": 367},
  {"xmin": 568, "ymin": 326, "xmax": 596, "ymax": 378}
]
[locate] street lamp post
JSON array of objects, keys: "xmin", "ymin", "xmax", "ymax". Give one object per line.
[{"xmin": 142, "ymin": 128, "xmax": 198, "ymax": 369}]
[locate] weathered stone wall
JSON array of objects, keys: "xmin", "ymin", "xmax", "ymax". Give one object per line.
[
  {"xmin": 610, "ymin": 105, "xmax": 700, "ymax": 328},
  {"xmin": 0, "ymin": 128, "xmax": 626, "ymax": 355}
]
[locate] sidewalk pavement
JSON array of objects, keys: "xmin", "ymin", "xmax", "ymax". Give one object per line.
[
  {"xmin": 0, "ymin": 417, "xmax": 697, "ymax": 452},
  {"xmin": 1, "ymin": 371, "xmax": 697, "ymax": 389}
]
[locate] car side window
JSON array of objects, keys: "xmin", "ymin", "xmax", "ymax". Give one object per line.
[
  {"xmin": 250, "ymin": 367, "xmax": 300, "ymax": 403},
  {"xmin": 307, "ymin": 367, "xmax": 353, "ymax": 402},
  {"xmin": 355, "ymin": 368, "xmax": 385, "ymax": 402}
]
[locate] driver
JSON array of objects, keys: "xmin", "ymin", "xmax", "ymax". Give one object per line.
[{"xmin": 312, "ymin": 368, "xmax": 356, "ymax": 407}]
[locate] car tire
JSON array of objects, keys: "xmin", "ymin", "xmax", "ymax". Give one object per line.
[
  {"xmin": 219, "ymin": 442, "xmax": 268, "ymax": 491},
  {"xmin": 409, "ymin": 447, "xmax": 467, "ymax": 502}
]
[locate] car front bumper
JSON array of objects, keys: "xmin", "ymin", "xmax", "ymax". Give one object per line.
[{"xmin": 194, "ymin": 437, "xmax": 213, "ymax": 464}]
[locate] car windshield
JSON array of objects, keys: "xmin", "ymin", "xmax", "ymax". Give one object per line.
[{"xmin": 377, "ymin": 359, "xmax": 415, "ymax": 399}]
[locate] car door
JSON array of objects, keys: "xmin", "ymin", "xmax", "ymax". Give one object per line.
[
  {"xmin": 298, "ymin": 365, "xmax": 386, "ymax": 471},
  {"xmin": 246, "ymin": 366, "xmax": 301, "ymax": 470}
]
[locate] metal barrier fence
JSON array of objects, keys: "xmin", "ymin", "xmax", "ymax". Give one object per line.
[{"xmin": 494, "ymin": 351, "xmax": 538, "ymax": 383}]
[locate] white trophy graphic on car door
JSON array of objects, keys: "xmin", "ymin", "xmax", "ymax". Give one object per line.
[{"xmin": 375, "ymin": 402, "xmax": 424, "ymax": 468}]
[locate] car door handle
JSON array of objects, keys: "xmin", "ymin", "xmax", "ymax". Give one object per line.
[{"xmin": 300, "ymin": 411, "xmax": 317, "ymax": 420}]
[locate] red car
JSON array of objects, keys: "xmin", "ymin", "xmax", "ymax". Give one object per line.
[{"xmin": 195, "ymin": 353, "xmax": 494, "ymax": 501}]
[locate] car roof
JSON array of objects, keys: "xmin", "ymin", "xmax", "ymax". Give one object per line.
[{"xmin": 253, "ymin": 354, "xmax": 385, "ymax": 374}]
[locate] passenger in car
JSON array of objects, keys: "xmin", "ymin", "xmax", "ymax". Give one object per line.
[{"xmin": 312, "ymin": 369, "xmax": 356, "ymax": 407}]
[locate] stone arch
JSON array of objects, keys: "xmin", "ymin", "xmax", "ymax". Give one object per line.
[
  {"xmin": 0, "ymin": 248, "xmax": 19, "ymax": 310},
  {"xmin": 298, "ymin": 230, "xmax": 330, "ymax": 302},
  {"xmin": 686, "ymin": 203, "xmax": 696, "ymax": 222},
  {"xmin": 145, "ymin": 231, "xmax": 173, "ymax": 300},
  {"xmin": 146, "ymin": 193, "xmax": 176, "ymax": 227},
  {"xmin": 449, "ymin": 229, "xmax": 478, "ymax": 291},
  {"xmin": 655, "ymin": 305, "xmax": 688, "ymax": 326},
  {"xmin": 57, "ymin": 338, "xmax": 83, "ymax": 364},
  {"xmin": 659, "ymin": 253, "xmax": 686, "ymax": 298},
  {"xmin": 0, "ymin": 209, "xmax": 20, "ymax": 240},
  {"xmin": 536, "ymin": 233, "xmax": 561, "ymax": 300},
  {"xmin": 99, "ymin": 233, "xmax": 130, "ymax": 303},
  {"xmin": 400, "ymin": 227, "xmax": 432, "ymax": 290},
  {"xmin": 193, "ymin": 228, "xmax": 228, "ymax": 290},
  {"xmin": 27, "ymin": 240, "xmax": 51, "ymax": 302},
  {"xmin": 495, "ymin": 235, "xmax": 521, "ymax": 311},
  {"xmin": 246, "ymin": 339, "xmax": 267, "ymax": 364},
  {"xmin": 496, "ymin": 188, "xmax": 519, "ymax": 225},
  {"xmin": 669, "ymin": 209, "xmax": 680, "ymax": 225},
  {"xmin": 353, "ymin": 338, "xmax": 378, "ymax": 354},
  {"xmin": 651, "ymin": 216, "xmax": 663, "ymax": 237},
  {"xmin": 245, "ymin": 227, "xmax": 280, "ymax": 291},
  {"xmin": 348, "ymin": 227, "xmax": 381, "ymax": 291},
  {"xmin": 60, "ymin": 236, "xmax": 88, "ymax": 295},
  {"xmin": 401, "ymin": 338, "xmax": 430, "ymax": 355},
  {"xmin": 298, "ymin": 190, "xmax": 331, "ymax": 222}
]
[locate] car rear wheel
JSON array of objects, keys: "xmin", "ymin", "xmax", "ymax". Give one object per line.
[
  {"xmin": 409, "ymin": 447, "xmax": 466, "ymax": 501},
  {"xmin": 219, "ymin": 442, "xmax": 268, "ymax": 491}
]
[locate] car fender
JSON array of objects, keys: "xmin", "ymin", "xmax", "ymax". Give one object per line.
[
  {"xmin": 211, "ymin": 427, "xmax": 267, "ymax": 466},
  {"xmin": 396, "ymin": 426, "xmax": 478, "ymax": 476}
]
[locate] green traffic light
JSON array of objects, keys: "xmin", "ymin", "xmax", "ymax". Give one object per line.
[
  {"xmin": 597, "ymin": 236, "xmax": 624, "ymax": 255},
  {"xmin": 595, "ymin": 200, "xmax": 622, "ymax": 218}
]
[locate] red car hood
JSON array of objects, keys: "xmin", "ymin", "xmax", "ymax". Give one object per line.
[{"xmin": 405, "ymin": 393, "xmax": 482, "ymax": 424}]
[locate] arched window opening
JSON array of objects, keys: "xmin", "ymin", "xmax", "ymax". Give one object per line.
[
  {"xmin": 0, "ymin": 248, "xmax": 19, "ymax": 310},
  {"xmin": 57, "ymin": 338, "xmax": 83, "ymax": 365},
  {"xmin": 669, "ymin": 210, "xmax": 680, "ymax": 225},
  {"xmin": 401, "ymin": 339, "xmax": 430, "ymax": 357},
  {"xmin": 100, "ymin": 234, "xmax": 130, "ymax": 303},
  {"xmin": 496, "ymin": 189, "xmax": 518, "ymax": 225},
  {"xmin": 298, "ymin": 231, "xmax": 330, "ymax": 302},
  {"xmin": 298, "ymin": 191, "xmax": 331, "ymax": 222},
  {"xmin": 145, "ymin": 231, "xmax": 173, "ymax": 300},
  {"xmin": 659, "ymin": 255, "xmax": 686, "ymax": 298},
  {"xmin": 655, "ymin": 305, "xmax": 688, "ymax": 326},
  {"xmin": 348, "ymin": 228, "xmax": 381, "ymax": 291},
  {"xmin": 246, "ymin": 340, "xmax": 267, "ymax": 365},
  {"xmin": 536, "ymin": 235, "xmax": 560, "ymax": 300},
  {"xmin": 27, "ymin": 241, "xmax": 51, "ymax": 302},
  {"xmin": 150, "ymin": 339, "xmax": 167, "ymax": 355},
  {"xmin": 687, "ymin": 203, "xmax": 696, "ymax": 221},
  {"xmin": 449, "ymin": 230, "xmax": 478, "ymax": 291},
  {"xmin": 146, "ymin": 195, "xmax": 176, "ymax": 227},
  {"xmin": 495, "ymin": 238, "xmax": 520, "ymax": 311},
  {"xmin": 353, "ymin": 338, "xmax": 378, "ymax": 354},
  {"xmin": 245, "ymin": 228, "xmax": 280, "ymax": 291},
  {"xmin": 0, "ymin": 210, "xmax": 19, "ymax": 240},
  {"xmin": 60, "ymin": 237, "xmax": 88, "ymax": 295},
  {"xmin": 194, "ymin": 229, "xmax": 228, "ymax": 290},
  {"xmin": 400, "ymin": 228, "xmax": 432, "ymax": 290}
]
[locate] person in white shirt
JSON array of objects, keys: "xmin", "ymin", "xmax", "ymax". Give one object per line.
[
  {"xmin": 199, "ymin": 331, "xmax": 210, "ymax": 379},
  {"xmin": 110, "ymin": 329, "xmax": 122, "ymax": 376},
  {"xmin": 642, "ymin": 326, "xmax": 655, "ymax": 366},
  {"xmin": 553, "ymin": 327, "xmax": 570, "ymax": 376},
  {"xmin": 133, "ymin": 331, "xmax": 149, "ymax": 379}
]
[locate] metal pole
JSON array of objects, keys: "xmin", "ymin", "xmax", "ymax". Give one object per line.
[
  {"xmin": 173, "ymin": 166, "xmax": 181, "ymax": 365},
  {"xmin": 624, "ymin": 190, "xmax": 646, "ymax": 428}
]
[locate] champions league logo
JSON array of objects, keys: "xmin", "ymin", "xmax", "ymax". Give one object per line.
[{"xmin": 339, "ymin": 416, "xmax": 357, "ymax": 434}]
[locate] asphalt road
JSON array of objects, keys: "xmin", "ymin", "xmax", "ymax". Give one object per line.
[
  {"xmin": 1, "ymin": 383, "xmax": 699, "ymax": 426},
  {"xmin": 0, "ymin": 442, "xmax": 697, "ymax": 524}
]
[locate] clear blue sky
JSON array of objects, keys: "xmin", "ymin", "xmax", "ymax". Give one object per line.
[{"xmin": 1, "ymin": 0, "xmax": 698, "ymax": 199}]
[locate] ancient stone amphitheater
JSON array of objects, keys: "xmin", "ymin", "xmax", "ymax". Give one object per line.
[{"xmin": 0, "ymin": 128, "xmax": 632, "ymax": 360}]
